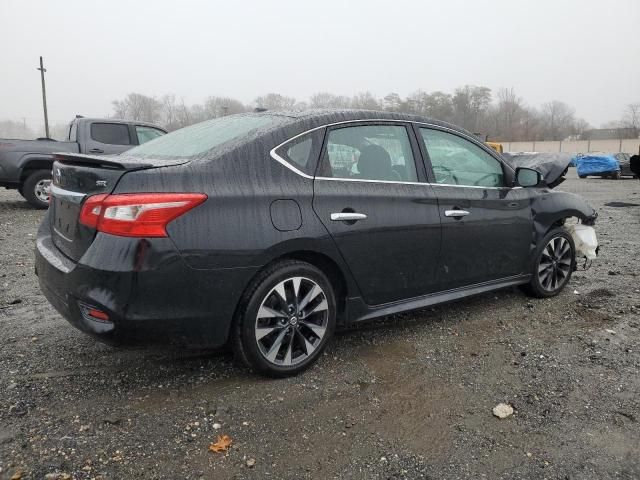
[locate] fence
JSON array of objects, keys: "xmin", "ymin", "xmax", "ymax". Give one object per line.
[{"xmin": 502, "ymin": 139, "xmax": 640, "ymax": 154}]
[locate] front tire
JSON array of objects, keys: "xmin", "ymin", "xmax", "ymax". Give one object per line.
[
  {"xmin": 523, "ymin": 228, "xmax": 575, "ymax": 298},
  {"xmin": 22, "ymin": 170, "xmax": 52, "ymax": 209},
  {"xmin": 233, "ymin": 260, "xmax": 336, "ymax": 377}
]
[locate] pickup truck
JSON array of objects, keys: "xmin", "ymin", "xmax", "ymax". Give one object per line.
[{"xmin": 0, "ymin": 117, "xmax": 166, "ymax": 208}]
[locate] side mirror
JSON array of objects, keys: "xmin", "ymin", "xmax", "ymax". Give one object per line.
[{"xmin": 516, "ymin": 167, "xmax": 543, "ymax": 187}]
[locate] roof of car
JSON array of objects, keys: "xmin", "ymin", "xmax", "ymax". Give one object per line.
[{"xmin": 258, "ymin": 108, "xmax": 472, "ymax": 137}]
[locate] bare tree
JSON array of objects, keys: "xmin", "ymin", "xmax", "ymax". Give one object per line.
[
  {"xmin": 452, "ymin": 85, "xmax": 492, "ymax": 132},
  {"xmin": 492, "ymin": 87, "xmax": 525, "ymax": 139},
  {"xmin": 382, "ymin": 92, "xmax": 404, "ymax": 112},
  {"xmin": 520, "ymin": 107, "xmax": 541, "ymax": 141},
  {"xmin": 622, "ymin": 103, "xmax": 640, "ymax": 130},
  {"xmin": 423, "ymin": 91, "xmax": 454, "ymax": 122},
  {"xmin": 309, "ymin": 92, "xmax": 350, "ymax": 109},
  {"xmin": 404, "ymin": 90, "xmax": 428, "ymax": 115},
  {"xmin": 203, "ymin": 96, "xmax": 246, "ymax": 119},
  {"xmin": 572, "ymin": 118, "xmax": 591, "ymax": 138},
  {"xmin": 111, "ymin": 93, "xmax": 162, "ymax": 123},
  {"xmin": 350, "ymin": 92, "xmax": 380, "ymax": 110},
  {"xmin": 254, "ymin": 93, "xmax": 296, "ymax": 110},
  {"xmin": 0, "ymin": 120, "xmax": 35, "ymax": 139},
  {"xmin": 174, "ymin": 98, "xmax": 194, "ymax": 128},
  {"xmin": 108, "ymin": 87, "xmax": 597, "ymax": 143},
  {"xmin": 161, "ymin": 94, "xmax": 179, "ymax": 131},
  {"xmin": 540, "ymin": 100, "xmax": 576, "ymax": 140}
]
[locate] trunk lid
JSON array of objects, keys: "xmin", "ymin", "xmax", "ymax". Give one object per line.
[{"xmin": 49, "ymin": 153, "xmax": 187, "ymax": 261}]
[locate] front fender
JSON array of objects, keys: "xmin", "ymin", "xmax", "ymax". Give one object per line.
[{"xmin": 531, "ymin": 189, "xmax": 597, "ymax": 240}]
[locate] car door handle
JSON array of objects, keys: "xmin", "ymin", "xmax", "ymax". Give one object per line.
[
  {"xmin": 330, "ymin": 212, "xmax": 367, "ymax": 222},
  {"xmin": 444, "ymin": 209, "xmax": 470, "ymax": 218},
  {"xmin": 89, "ymin": 148, "xmax": 104, "ymax": 154}
]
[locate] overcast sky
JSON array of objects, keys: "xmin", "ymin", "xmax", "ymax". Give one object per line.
[{"xmin": 1, "ymin": 0, "xmax": 638, "ymax": 128}]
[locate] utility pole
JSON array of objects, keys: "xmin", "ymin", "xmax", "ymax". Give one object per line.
[{"xmin": 37, "ymin": 56, "xmax": 50, "ymax": 138}]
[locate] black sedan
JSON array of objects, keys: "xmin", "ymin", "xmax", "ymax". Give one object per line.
[{"xmin": 36, "ymin": 110, "xmax": 598, "ymax": 376}]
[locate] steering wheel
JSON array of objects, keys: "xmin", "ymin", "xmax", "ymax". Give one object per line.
[
  {"xmin": 432, "ymin": 165, "xmax": 459, "ymax": 184},
  {"xmin": 473, "ymin": 173, "xmax": 498, "ymax": 187}
]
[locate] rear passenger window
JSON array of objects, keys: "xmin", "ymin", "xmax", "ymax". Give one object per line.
[
  {"xmin": 274, "ymin": 129, "xmax": 324, "ymax": 175},
  {"xmin": 90, "ymin": 123, "xmax": 131, "ymax": 145},
  {"xmin": 320, "ymin": 125, "xmax": 418, "ymax": 182}
]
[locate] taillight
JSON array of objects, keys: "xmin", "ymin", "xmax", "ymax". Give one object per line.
[{"xmin": 79, "ymin": 193, "xmax": 207, "ymax": 237}]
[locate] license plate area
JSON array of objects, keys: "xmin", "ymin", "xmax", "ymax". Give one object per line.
[{"xmin": 52, "ymin": 196, "xmax": 80, "ymax": 242}]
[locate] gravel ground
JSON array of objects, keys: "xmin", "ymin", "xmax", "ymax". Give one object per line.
[{"xmin": 1, "ymin": 175, "xmax": 639, "ymax": 480}]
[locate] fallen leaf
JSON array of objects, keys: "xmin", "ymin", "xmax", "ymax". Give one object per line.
[
  {"xmin": 10, "ymin": 470, "xmax": 23, "ymax": 480},
  {"xmin": 209, "ymin": 434, "xmax": 233, "ymax": 453}
]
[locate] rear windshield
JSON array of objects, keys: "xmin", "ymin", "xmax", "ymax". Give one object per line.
[{"xmin": 126, "ymin": 115, "xmax": 281, "ymax": 159}]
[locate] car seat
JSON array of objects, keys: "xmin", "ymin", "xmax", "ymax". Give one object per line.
[{"xmin": 357, "ymin": 145, "xmax": 401, "ymax": 181}]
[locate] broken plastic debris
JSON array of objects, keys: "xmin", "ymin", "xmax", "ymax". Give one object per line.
[{"xmin": 566, "ymin": 224, "xmax": 598, "ymax": 260}]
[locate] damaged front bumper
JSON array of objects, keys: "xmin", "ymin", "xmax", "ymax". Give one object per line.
[{"xmin": 566, "ymin": 224, "xmax": 599, "ymax": 270}]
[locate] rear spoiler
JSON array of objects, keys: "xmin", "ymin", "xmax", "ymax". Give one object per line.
[{"xmin": 53, "ymin": 152, "xmax": 154, "ymax": 170}]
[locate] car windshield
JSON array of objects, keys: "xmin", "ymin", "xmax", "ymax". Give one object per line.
[{"xmin": 126, "ymin": 115, "xmax": 280, "ymax": 159}]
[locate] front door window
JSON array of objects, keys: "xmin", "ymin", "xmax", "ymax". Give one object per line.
[{"xmin": 420, "ymin": 128, "xmax": 504, "ymax": 187}]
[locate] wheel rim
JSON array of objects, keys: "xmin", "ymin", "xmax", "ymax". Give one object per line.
[
  {"xmin": 34, "ymin": 179, "xmax": 52, "ymax": 203},
  {"xmin": 255, "ymin": 276, "xmax": 329, "ymax": 367},
  {"xmin": 538, "ymin": 236, "xmax": 572, "ymax": 292}
]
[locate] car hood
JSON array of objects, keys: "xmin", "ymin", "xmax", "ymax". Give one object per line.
[{"xmin": 501, "ymin": 152, "xmax": 575, "ymax": 188}]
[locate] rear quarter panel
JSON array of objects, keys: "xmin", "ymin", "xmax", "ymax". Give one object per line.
[{"xmin": 112, "ymin": 137, "xmax": 350, "ymax": 276}]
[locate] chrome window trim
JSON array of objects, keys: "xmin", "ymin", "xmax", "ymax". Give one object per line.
[
  {"xmin": 315, "ymin": 177, "xmax": 516, "ymax": 190},
  {"xmin": 269, "ymin": 118, "xmax": 516, "ymax": 186},
  {"xmin": 51, "ymin": 184, "xmax": 86, "ymax": 203},
  {"xmin": 315, "ymin": 176, "xmax": 427, "ymax": 186},
  {"xmin": 269, "ymin": 124, "xmax": 326, "ymax": 180}
]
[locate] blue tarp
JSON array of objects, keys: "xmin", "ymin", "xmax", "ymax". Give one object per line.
[{"xmin": 576, "ymin": 154, "xmax": 620, "ymax": 176}]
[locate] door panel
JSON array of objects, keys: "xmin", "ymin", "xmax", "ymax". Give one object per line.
[
  {"xmin": 313, "ymin": 179, "xmax": 441, "ymax": 305},
  {"xmin": 432, "ymin": 185, "xmax": 532, "ymax": 290},
  {"xmin": 417, "ymin": 126, "xmax": 533, "ymax": 289},
  {"xmin": 312, "ymin": 123, "xmax": 441, "ymax": 306}
]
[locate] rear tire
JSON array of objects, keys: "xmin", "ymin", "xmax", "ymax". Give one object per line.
[
  {"xmin": 612, "ymin": 171, "xmax": 621, "ymax": 180},
  {"xmin": 522, "ymin": 228, "xmax": 575, "ymax": 298},
  {"xmin": 22, "ymin": 170, "xmax": 51, "ymax": 209},
  {"xmin": 578, "ymin": 175, "xmax": 586, "ymax": 179},
  {"xmin": 233, "ymin": 260, "xmax": 336, "ymax": 377}
]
